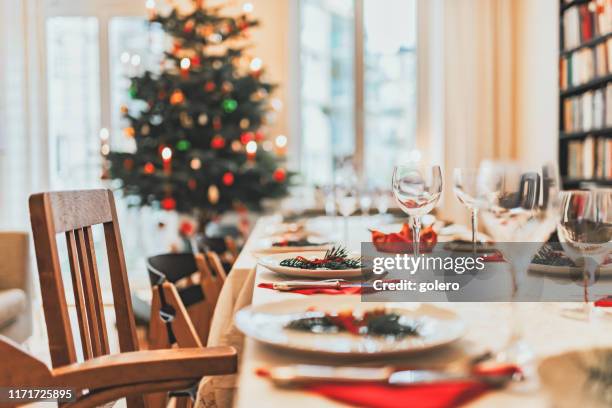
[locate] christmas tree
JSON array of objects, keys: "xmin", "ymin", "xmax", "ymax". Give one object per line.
[{"xmin": 107, "ymin": 0, "xmax": 290, "ymax": 227}]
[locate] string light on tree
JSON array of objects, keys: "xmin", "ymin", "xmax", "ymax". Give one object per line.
[
  {"xmin": 222, "ymin": 172, "xmax": 235, "ymax": 186},
  {"xmin": 245, "ymin": 140, "xmax": 257, "ymax": 159},
  {"xmin": 180, "ymin": 57, "xmax": 191, "ymax": 69},
  {"xmin": 144, "ymin": 162, "xmax": 155, "ymax": 174},
  {"xmin": 242, "ymin": 2, "xmax": 254, "ymax": 13},
  {"xmin": 274, "ymin": 134, "xmax": 287, "ymax": 155},
  {"xmin": 249, "ymin": 57, "xmax": 262, "ymax": 71},
  {"xmin": 211, "ymin": 135, "xmax": 226, "ymax": 149},
  {"xmin": 190, "ymin": 157, "xmax": 202, "ymax": 170}
]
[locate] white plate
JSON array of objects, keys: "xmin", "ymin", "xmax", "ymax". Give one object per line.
[
  {"xmin": 258, "ymin": 251, "xmax": 363, "ymax": 278},
  {"xmin": 529, "ymin": 262, "xmax": 612, "ymax": 277},
  {"xmin": 235, "ymin": 296, "xmax": 465, "ymax": 357}
]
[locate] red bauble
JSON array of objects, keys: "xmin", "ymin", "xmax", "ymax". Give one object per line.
[
  {"xmin": 211, "ymin": 135, "xmax": 226, "ymax": 149},
  {"xmin": 143, "ymin": 162, "xmax": 155, "ymax": 174},
  {"xmin": 240, "ymin": 132, "xmax": 254, "ymax": 144},
  {"xmin": 187, "ymin": 178, "xmax": 197, "ymax": 190},
  {"xmin": 204, "ymin": 81, "xmax": 216, "ymax": 92},
  {"xmin": 184, "ymin": 20, "xmax": 195, "ymax": 33},
  {"xmin": 161, "ymin": 197, "xmax": 176, "ymax": 210},
  {"xmin": 222, "ymin": 172, "xmax": 235, "ymax": 186},
  {"xmin": 273, "ymin": 168, "xmax": 286, "ymax": 183},
  {"xmin": 254, "ymin": 131, "xmax": 265, "ymax": 141},
  {"xmin": 179, "ymin": 220, "xmax": 195, "ymax": 236},
  {"xmin": 191, "ymin": 55, "xmax": 201, "ymax": 67}
]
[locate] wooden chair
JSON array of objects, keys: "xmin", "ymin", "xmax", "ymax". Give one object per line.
[
  {"xmin": 0, "ymin": 189, "xmax": 237, "ymax": 408},
  {"xmin": 148, "ymin": 251, "xmax": 226, "ymax": 347}
]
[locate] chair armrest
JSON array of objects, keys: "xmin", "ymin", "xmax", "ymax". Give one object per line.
[
  {"xmin": 51, "ymin": 346, "xmax": 237, "ymax": 390},
  {"xmin": 0, "ymin": 335, "xmax": 52, "ymax": 386}
]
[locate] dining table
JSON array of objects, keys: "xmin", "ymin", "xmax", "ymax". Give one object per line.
[{"xmin": 198, "ymin": 215, "xmax": 612, "ymax": 408}]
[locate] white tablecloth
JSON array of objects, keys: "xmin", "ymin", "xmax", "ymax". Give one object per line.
[{"xmin": 200, "ymin": 216, "xmax": 612, "ymax": 408}]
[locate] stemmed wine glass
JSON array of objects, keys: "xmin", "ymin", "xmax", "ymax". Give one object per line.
[
  {"xmin": 453, "ymin": 168, "xmax": 487, "ymax": 251},
  {"xmin": 557, "ymin": 189, "xmax": 612, "ymax": 321},
  {"xmin": 392, "ymin": 164, "xmax": 443, "ymax": 256},
  {"xmin": 478, "ymin": 160, "xmax": 560, "ymax": 364},
  {"xmin": 336, "ymin": 186, "xmax": 358, "ymax": 247}
]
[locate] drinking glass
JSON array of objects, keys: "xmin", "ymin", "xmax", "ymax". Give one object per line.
[
  {"xmin": 360, "ymin": 189, "xmax": 373, "ymax": 216},
  {"xmin": 453, "ymin": 168, "xmax": 486, "ymax": 250},
  {"xmin": 336, "ymin": 186, "xmax": 358, "ymax": 246},
  {"xmin": 374, "ymin": 189, "xmax": 391, "ymax": 215},
  {"xmin": 392, "ymin": 164, "xmax": 443, "ymax": 256},
  {"xmin": 557, "ymin": 189, "xmax": 612, "ymax": 321},
  {"xmin": 478, "ymin": 160, "xmax": 560, "ymax": 363}
]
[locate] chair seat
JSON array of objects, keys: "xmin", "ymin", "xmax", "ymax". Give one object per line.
[{"xmin": 0, "ymin": 289, "xmax": 26, "ymax": 328}]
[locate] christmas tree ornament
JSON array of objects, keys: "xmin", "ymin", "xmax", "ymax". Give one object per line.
[
  {"xmin": 208, "ymin": 184, "xmax": 220, "ymax": 204},
  {"xmin": 190, "ymin": 157, "xmax": 202, "ymax": 170},
  {"xmin": 123, "ymin": 127, "xmax": 136, "ymax": 138},
  {"xmin": 161, "ymin": 146, "xmax": 173, "ymax": 173},
  {"xmin": 208, "ymin": 33, "xmax": 223, "ymax": 44},
  {"xmin": 151, "ymin": 114, "xmax": 163, "ymax": 125},
  {"xmin": 239, "ymin": 118, "xmax": 250, "ymax": 129},
  {"xmin": 144, "ymin": 162, "xmax": 155, "ymax": 174},
  {"xmin": 211, "ymin": 135, "xmax": 226, "ymax": 149},
  {"xmin": 273, "ymin": 168, "xmax": 287, "ymax": 182},
  {"xmin": 240, "ymin": 132, "xmax": 254, "ymax": 144},
  {"xmin": 180, "ymin": 57, "xmax": 191, "ymax": 69},
  {"xmin": 184, "ymin": 19, "xmax": 195, "ymax": 33},
  {"xmin": 161, "ymin": 196, "xmax": 177, "ymax": 210},
  {"xmin": 213, "ymin": 116, "xmax": 222, "ymax": 130},
  {"xmin": 212, "ymin": 60, "xmax": 223, "ymax": 69},
  {"xmin": 187, "ymin": 178, "xmax": 197, "ymax": 190},
  {"xmin": 170, "ymin": 90, "xmax": 185, "ymax": 105},
  {"xmin": 221, "ymin": 81, "xmax": 234, "ymax": 93},
  {"xmin": 179, "ymin": 219, "xmax": 196, "ymax": 236},
  {"xmin": 222, "ymin": 98, "xmax": 238, "ymax": 113},
  {"xmin": 120, "ymin": 104, "xmax": 129, "ymax": 114},
  {"xmin": 197, "ymin": 113, "xmax": 209, "ymax": 125},
  {"xmin": 179, "ymin": 111, "xmax": 194, "ymax": 128},
  {"xmin": 231, "ymin": 140, "xmax": 242, "ymax": 152},
  {"xmin": 141, "ymin": 124, "xmax": 151, "ymax": 136},
  {"xmin": 123, "ymin": 158, "xmax": 135, "ymax": 171},
  {"xmin": 222, "ymin": 171, "xmax": 235, "ymax": 186},
  {"xmin": 255, "ymin": 130, "xmax": 265, "ymax": 141},
  {"xmin": 245, "ymin": 140, "xmax": 257, "ymax": 159},
  {"xmin": 204, "ymin": 81, "xmax": 216, "ymax": 92},
  {"xmin": 191, "ymin": 55, "xmax": 201, "ymax": 68},
  {"xmin": 176, "ymin": 139, "xmax": 191, "ymax": 151}
]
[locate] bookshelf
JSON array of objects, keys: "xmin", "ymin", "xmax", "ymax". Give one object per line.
[{"xmin": 559, "ymin": 0, "xmax": 612, "ymax": 188}]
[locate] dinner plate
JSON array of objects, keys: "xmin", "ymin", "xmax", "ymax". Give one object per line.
[
  {"xmin": 258, "ymin": 251, "xmax": 363, "ymax": 278},
  {"xmin": 539, "ymin": 348, "xmax": 612, "ymax": 408},
  {"xmin": 529, "ymin": 262, "xmax": 612, "ymax": 277},
  {"xmin": 235, "ymin": 296, "xmax": 466, "ymax": 357}
]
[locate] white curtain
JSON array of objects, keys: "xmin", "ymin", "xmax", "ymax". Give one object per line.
[
  {"xmin": 0, "ymin": 0, "xmax": 48, "ymax": 230},
  {"xmin": 440, "ymin": 0, "xmax": 518, "ymax": 224}
]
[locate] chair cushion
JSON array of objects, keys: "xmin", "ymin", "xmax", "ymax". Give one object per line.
[{"xmin": 0, "ymin": 289, "xmax": 26, "ymax": 328}]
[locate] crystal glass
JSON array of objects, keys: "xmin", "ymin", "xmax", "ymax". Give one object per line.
[
  {"xmin": 359, "ymin": 188, "xmax": 373, "ymax": 216},
  {"xmin": 453, "ymin": 168, "xmax": 487, "ymax": 250},
  {"xmin": 478, "ymin": 160, "xmax": 560, "ymax": 363},
  {"xmin": 392, "ymin": 164, "xmax": 443, "ymax": 256},
  {"xmin": 375, "ymin": 189, "xmax": 391, "ymax": 215},
  {"xmin": 557, "ymin": 189, "xmax": 612, "ymax": 321},
  {"xmin": 336, "ymin": 186, "xmax": 358, "ymax": 246}
]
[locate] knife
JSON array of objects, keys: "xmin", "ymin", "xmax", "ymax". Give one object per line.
[{"xmin": 264, "ymin": 364, "xmax": 518, "ymax": 388}]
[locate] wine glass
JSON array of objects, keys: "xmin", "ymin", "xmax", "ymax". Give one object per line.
[
  {"xmin": 359, "ymin": 188, "xmax": 373, "ymax": 217},
  {"xmin": 374, "ymin": 189, "xmax": 391, "ymax": 216},
  {"xmin": 557, "ymin": 189, "xmax": 612, "ymax": 321},
  {"xmin": 453, "ymin": 168, "xmax": 487, "ymax": 251},
  {"xmin": 392, "ymin": 164, "xmax": 443, "ymax": 256},
  {"xmin": 336, "ymin": 186, "xmax": 358, "ymax": 246},
  {"xmin": 478, "ymin": 160, "xmax": 560, "ymax": 364}
]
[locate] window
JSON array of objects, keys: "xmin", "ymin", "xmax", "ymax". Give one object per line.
[{"xmin": 299, "ymin": 0, "xmax": 418, "ymax": 187}]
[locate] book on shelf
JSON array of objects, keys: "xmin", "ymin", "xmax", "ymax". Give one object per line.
[
  {"xmin": 567, "ymin": 136, "xmax": 612, "ymax": 179},
  {"xmin": 563, "ymin": 0, "xmax": 612, "ymax": 51},
  {"xmin": 559, "ymin": 38, "xmax": 610, "ymax": 90},
  {"xmin": 562, "ymin": 83, "xmax": 612, "ymax": 132}
]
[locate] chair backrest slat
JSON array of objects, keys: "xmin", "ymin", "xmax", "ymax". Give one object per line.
[
  {"xmin": 29, "ymin": 189, "xmax": 140, "ymax": 369},
  {"xmin": 82, "ymin": 226, "xmax": 110, "ymax": 355},
  {"xmin": 66, "ymin": 230, "xmax": 94, "ymax": 360}
]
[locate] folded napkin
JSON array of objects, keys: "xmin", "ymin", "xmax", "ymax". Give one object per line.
[
  {"xmin": 306, "ymin": 380, "xmax": 490, "ymax": 408},
  {"xmin": 595, "ymin": 296, "xmax": 612, "ymax": 307},
  {"xmin": 258, "ymin": 282, "xmax": 361, "ymax": 295}
]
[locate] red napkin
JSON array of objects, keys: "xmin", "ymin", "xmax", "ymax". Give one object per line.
[
  {"xmin": 258, "ymin": 282, "xmax": 362, "ymax": 295},
  {"xmin": 306, "ymin": 381, "xmax": 490, "ymax": 408},
  {"xmin": 481, "ymin": 252, "xmax": 505, "ymax": 262},
  {"xmin": 595, "ymin": 296, "xmax": 612, "ymax": 307}
]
